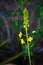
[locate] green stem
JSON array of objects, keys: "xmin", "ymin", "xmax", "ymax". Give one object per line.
[{"xmin": 26, "ymin": 28, "xmax": 31, "ymax": 65}]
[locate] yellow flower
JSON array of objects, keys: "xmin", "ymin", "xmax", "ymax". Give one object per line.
[
  {"xmin": 32, "ymin": 30, "xmax": 36, "ymax": 34},
  {"xmin": 28, "ymin": 37, "xmax": 33, "ymax": 42},
  {"xmin": 18, "ymin": 32, "xmax": 22, "ymax": 38},
  {"xmin": 23, "ymin": 24, "xmax": 30, "ymax": 29},
  {"xmin": 23, "ymin": 21, "xmax": 27, "ymax": 24},
  {"xmin": 28, "ymin": 24, "xmax": 30, "ymax": 27},
  {"xmin": 20, "ymin": 39, "xmax": 25, "ymax": 45},
  {"xmin": 23, "ymin": 25, "xmax": 26, "ymax": 29}
]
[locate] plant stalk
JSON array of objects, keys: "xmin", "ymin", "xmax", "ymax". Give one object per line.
[{"xmin": 26, "ymin": 28, "xmax": 32, "ymax": 65}]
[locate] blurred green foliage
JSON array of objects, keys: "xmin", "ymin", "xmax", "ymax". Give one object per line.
[
  {"xmin": 31, "ymin": 25, "xmax": 43, "ymax": 51},
  {"xmin": 40, "ymin": 7, "xmax": 43, "ymax": 18},
  {"xmin": 9, "ymin": 10, "xmax": 15, "ymax": 17},
  {"xmin": 12, "ymin": 20, "xmax": 23, "ymax": 29},
  {"xmin": 19, "ymin": 8, "xmax": 23, "ymax": 15},
  {"xmin": 17, "ymin": 0, "xmax": 26, "ymax": 4},
  {"xmin": 0, "ymin": 18, "xmax": 4, "ymax": 27},
  {"xmin": 21, "ymin": 44, "xmax": 28, "ymax": 55}
]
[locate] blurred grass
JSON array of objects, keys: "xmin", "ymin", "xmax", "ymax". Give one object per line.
[
  {"xmin": 0, "ymin": 39, "xmax": 9, "ymax": 47},
  {"xmin": 0, "ymin": 51, "xmax": 25, "ymax": 65}
]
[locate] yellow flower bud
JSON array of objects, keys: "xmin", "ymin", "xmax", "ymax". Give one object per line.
[
  {"xmin": 28, "ymin": 24, "xmax": 30, "ymax": 27},
  {"xmin": 23, "ymin": 8, "xmax": 29, "ymax": 19},
  {"xmin": 20, "ymin": 39, "xmax": 25, "ymax": 45},
  {"xmin": 23, "ymin": 21, "xmax": 27, "ymax": 24},
  {"xmin": 23, "ymin": 25, "xmax": 26, "ymax": 29},
  {"xmin": 18, "ymin": 32, "xmax": 22, "ymax": 38},
  {"xmin": 32, "ymin": 30, "xmax": 36, "ymax": 34},
  {"xmin": 28, "ymin": 37, "xmax": 33, "ymax": 42}
]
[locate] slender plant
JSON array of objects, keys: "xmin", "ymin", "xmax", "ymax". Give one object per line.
[{"xmin": 18, "ymin": 8, "xmax": 36, "ymax": 65}]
